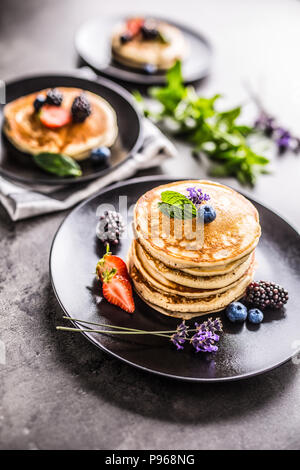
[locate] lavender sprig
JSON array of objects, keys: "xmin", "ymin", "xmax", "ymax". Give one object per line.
[
  {"xmin": 255, "ymin": 110, "xmax": 300, "ymax": 154},
  {"xmin": 190, "ymin": 330, "xmax": 220, "ymax": 353},
  {"xmin": 195, "ymin": 317, "xmax": 223, "ymax": 335},
  {"xmin": 187, "ymin": 187, "xmax": 210, "ymax": 207},
  {"xmin": 57, "ymin": 316, "xmax": 223, "ymax": 354},
  {"xmin": 170, "ymin": 320, "xmax": 189, "ymax": 350}
]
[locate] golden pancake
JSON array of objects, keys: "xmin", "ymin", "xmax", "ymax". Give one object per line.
[
  {"xmin": 130, "ymin": 263, "xmax": 255, "ymax": 317},
  {"xmin": 129, "ymin": 240, "xmax": 254, "ymax": 298},
  {"xmin": 3, "ymin": 87, "xmax": 118, "ymax": 160},
  {"xmin": 111, "ymin": 21, "xmax": 187, "ymax": 70},
  {"xmin": 133, "ymin": 239, "xmax": 255, "ymax": 290},
  {"xmin": 181, "ymin": 253, "xmax": 251, "ymax": 276},
  {"xmin": 134, "ymin": 180, "xmax": 261, "ymax": 268}
]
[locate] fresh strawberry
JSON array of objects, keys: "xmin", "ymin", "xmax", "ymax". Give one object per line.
[
  {"xmin": 102, "ymin": 269, "xmax": 135, "ymax": 313},
  {"xmin": 96, "ymin": 244, "xmax": 129, "ymax": 281},
  {"xmin": 126, "ymin": 17, "xmax": 144, "ymax": 36},
  {"xmin": 40, "ymin": 105, "xmax": 71, "ymax": 129}
]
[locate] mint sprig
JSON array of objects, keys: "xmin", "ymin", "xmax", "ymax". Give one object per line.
[
  {"xmin": 135, "ymin": 61, "xmax": 270, "ymax": 186},
  {"xmin": 158, "ymin": 190, "xmax": 197, "ymax": 219},
  {"xmin": 33, "ymin": 152, "xmax": 82, "ymax": 177}
]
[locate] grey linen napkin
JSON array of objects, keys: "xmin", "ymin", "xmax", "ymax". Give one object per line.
[{"xmin": 0, "ymin": 119, "xmax": 177, "ymax": 221}]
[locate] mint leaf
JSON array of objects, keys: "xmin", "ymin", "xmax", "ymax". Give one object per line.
[
  {"xmin": 158, "ymin": 190, "xmax": 197, "ymax": 219},
  {"xmin": 140, "ymin": 60, "xmax": 270, "ymax": 186},
  {"xmin": 161, "ymin": 190, "xmax": 192, "ymax": 205},
  {"xmin": 33, "ymin": 153, "xmax": 82, "ymax": 177}
]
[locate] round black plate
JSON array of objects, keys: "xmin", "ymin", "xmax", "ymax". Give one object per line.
[
  {"xmin": 50, "ymin": 177, "xmax": 300, "ymax": 382},
  {"xmin": 75, "ymin": 16, "xmax": 212, "ymax": 85},
  {"xmin": 0, "ymin": 74, "xmax": 142, "ymax": 185}
]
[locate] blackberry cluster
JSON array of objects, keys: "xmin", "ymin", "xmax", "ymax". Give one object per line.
[
  {"xmin": 96, "ymin": 211, "xmax": 125, "ymax": 246},
  {"xmin": 246, "ymin": 281, "xmax": 288, "ymax": 310},
  {"xmin": 71, "ymin": 94, "xmax": 91, "ymax": 123},
  {"xmin": 141, "ymin": 20, "xmax": 159, "ymax": 40},
  {"xmin": 46, "ymin": 88, "xmax": 63, "ymax": 106}
]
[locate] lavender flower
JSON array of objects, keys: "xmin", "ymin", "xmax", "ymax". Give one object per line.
[
  {"xmin": 171, "ymin": 321, "xmax": 189, "ymax": 351},
  {"xmin": 254, "ymin": 112, "xmax": 276, "ymax": 136},
  {"xmin": 187, "ymin": 187, "xmax": 210, "ymax": 206},
  {"xmin": 254, "ymin": 110, "xmax": 299, "ymax": 154},
  {"xmin": 190, "ymin": 317, "xmax": 223, "ymax": 353},
  {"xmin": 190, "ymin": 330, "xmax": 219, "ymax": 353},
  {"xmin": 276, "ymin": 128, "xmax": 291, "ymax": 152},
  {"xmin": 195, "ymin": 317, "xmax": 223, "ymax": 335}
]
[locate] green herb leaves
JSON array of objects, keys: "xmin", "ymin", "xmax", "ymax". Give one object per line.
[
  {"xmin": 158, "ymin": 190, "xmax": 197, "ymax": 219},
  {"xmin": 137, "ymin": 60, "xmax": 270, "ymax": 185},
  {"xmin": 33, "ymin": 152, "xmax": 82, "ymax": 177}
]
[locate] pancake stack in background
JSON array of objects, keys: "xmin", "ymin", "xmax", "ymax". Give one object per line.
[{"xmin": 128, "ymin": 180, "xmax": 261, "ymax": 319}]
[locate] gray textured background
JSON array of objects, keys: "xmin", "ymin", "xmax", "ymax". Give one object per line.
[{"xmin": 0, "ymin": 0, "xmax": 300, "ymax": 450}]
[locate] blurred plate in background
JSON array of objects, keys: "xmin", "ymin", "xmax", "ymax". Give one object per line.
[{"xmin": 75, "ymin": 15, "xmax": 212, "ymax": 85}]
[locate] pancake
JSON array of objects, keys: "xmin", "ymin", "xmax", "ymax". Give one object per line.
[
  {"xmin": 3, "ymin": 87, "xmax": 118, "ymax": 160},
  {"xmin": 129, "ymin": 240, "xmax": 255, "ymax": 298},
  {"xmin": 134, "ymin": 180, "xmax": 261, "ymax": 269},
  {"xmin": 111, "ymin": 20, "xmax": 187, "ymax": 70},
  {"xmin": 133, "ymin": 239, "xmax": 255, "ymax": 290},
  {"xmin": 130, "ymin": 263, "xmax": 255, "ymax": 318},
  {"xmin": 181, "ymin": 253, "xmax": 251, "ymax": 276}
]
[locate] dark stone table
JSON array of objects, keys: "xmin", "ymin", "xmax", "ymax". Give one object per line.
[{"xmin": 0, "ymin": 0, "xmax": 300, "ymax": 450}]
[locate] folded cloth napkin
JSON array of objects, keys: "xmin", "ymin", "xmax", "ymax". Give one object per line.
[{"xmin": 0, "ymin": 118, "xmax": 177, "ymax": 221}]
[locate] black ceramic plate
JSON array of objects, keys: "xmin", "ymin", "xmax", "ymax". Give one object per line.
[
  {"xmin": 50, "ymin": 177, "xmax": 300, "ymax": 382},
  {"xmin": 0, "ymin": 74, "xmax": 142, "ymax": 185},
  {"xmin": 75, "ymin": 16, "xmax": 212, "ymax": 85}
]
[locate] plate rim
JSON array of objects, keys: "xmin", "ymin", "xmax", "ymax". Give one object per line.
[
  {"xmin": 0, "ymin": 72, "xmax": 143, "ymax": 185},
  {"xmin": 49, "ymin": 175, "xmax": 300, "ymax": 382},
  {"xmin": 75, "ymin": 14, "xmax": 213, "ymax": 85}
]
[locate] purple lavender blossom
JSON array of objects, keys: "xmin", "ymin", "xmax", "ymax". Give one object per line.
[
  {"xmin": 254, "ymin": 112, "xmax": 276, "ymax": 136},
  {"xmin": 276, "ymin": 128, "xmax": 291, "ymax": 152},
  {"xmin": 171, "ymin": 321, "xmax": 189, "ymax": 351},
  {"xmin": 190, "ymin": 330, "xmax": 219, "ymax": 353},
  {"xmin": 254, "ymin": 110, "xmax": 299, "ymax": 154},
  {"xmin": 187, "ymin": 187, "xmax": 210, "ymax": 207},
  {"xmin": 195, "ymin": 317, "xmax": 223, "ymax": 335}
]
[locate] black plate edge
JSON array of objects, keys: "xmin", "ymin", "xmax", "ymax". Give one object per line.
[
  {"xmin": 1, "ymin": 71, "xmax": 144, "ymax": 185},
  {"xmin": 49, "ymin": 175, "xmax": 300, "ymax": 382}
]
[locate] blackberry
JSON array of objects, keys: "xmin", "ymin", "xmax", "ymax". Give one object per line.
[
  {"xmin": 245, "ymin": 281, "xmax": 289, "ymax": 310},
  {"xmin": 71, "ymin": 94, "xmax": 91, "ymax": 123},
  {"xmin": 46, "ymin": 88, "xmax": 63, "ymax": 106},
  {"xmin": 96, "ymin": 211, "xmax": 125, "ymax": 246},
  {"xmin": 141, "ymin": 21, "xmax": 159, "ymax": 40}
]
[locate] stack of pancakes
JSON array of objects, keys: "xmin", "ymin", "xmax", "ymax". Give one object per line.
[{"xmin": 128, "ymin": 180, "xmax": 261, "ymax": 319}]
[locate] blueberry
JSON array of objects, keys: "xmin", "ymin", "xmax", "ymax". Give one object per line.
[
  {"xmin": 144, "ymin": 63, "xmax": 157, "ymax": 74},
  {"xmin": 226, "ymin": 302, "xmax": 248, "ymax": 323},
  {"xmin": 90, "ymin": 147, "xmax": 111, "ymax": 166},
  {"xmin": 198, "ymin": 204, "xmax": 216, "ymax": 224},
  {"xmin": 33, "ymin": 95, "xmax": 46, "ymax": 112},
  {"xmin": 248, "ymin": 308, "xmax": 264, "ymax": 324}
]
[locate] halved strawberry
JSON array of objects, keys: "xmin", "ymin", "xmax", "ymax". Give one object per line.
[
  {"xmin": 102, "ymin": 269, "xmax": 135, "ymax": 313},
  {"xmin": 126, "ymin": 17, "xmax": 144, "ymax": 36},
  {"xmin": 40, "ymin": 105, "xmax": 72, "ymax": 129},
  {"xmin": 96, "ymin": 244, "xmax": 129, "ymax": 281}
]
